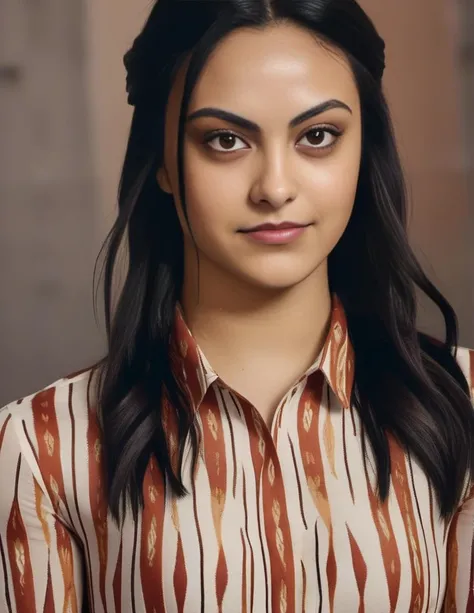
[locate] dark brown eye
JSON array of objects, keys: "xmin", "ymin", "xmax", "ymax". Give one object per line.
[
  {"xmin": 219, "ymin": 134, "xmax": 237, "ymax": 149},
  {"xmin": 298, "ymin": 128, "xmax": 339, "ymax": 149},
  {"xmin": 206, "ymin": 132, "xmax": 248, "ymax": 152},
  {"xmin": 306, "ymin": 130, "xmax": 325, "ymax": 146}
]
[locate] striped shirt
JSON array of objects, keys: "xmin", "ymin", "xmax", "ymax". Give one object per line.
[{"xmin": 0, "ymin": 297, "xmax": 473, "ymax": 613}]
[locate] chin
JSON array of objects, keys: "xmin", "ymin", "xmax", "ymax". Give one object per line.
[{"xmin": 237, "ymin": 264, "xmax": 321, "ymax": 292}]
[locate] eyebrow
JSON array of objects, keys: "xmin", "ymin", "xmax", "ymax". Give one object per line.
[{"xmin": 186, "ymin": 99, "xmax": 352, "ymax": 132}]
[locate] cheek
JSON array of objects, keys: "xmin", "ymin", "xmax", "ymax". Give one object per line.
[
  {"xmin": 317, "ymin": 136, "xmax": 361, "ymax": 205},
  {"xmin": 306, "ymin": 153, "xmax": 360, "ymax": 244},
  {"xmin": 308, "ymin": 162, "xmax": 359, "ymax": 217},
  {"xmin": 183, "ymin": 155, "xmax": 246, "ymax": 235}
]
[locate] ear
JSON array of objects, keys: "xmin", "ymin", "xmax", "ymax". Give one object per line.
[{"xmin": 157, "ymin": 166, "xmax": 172, "ymax": 194}]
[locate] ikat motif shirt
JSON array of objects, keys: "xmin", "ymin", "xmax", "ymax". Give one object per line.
[{"xmin": 1, "ymin": 296, "xmax": 474, "ymax": 613}]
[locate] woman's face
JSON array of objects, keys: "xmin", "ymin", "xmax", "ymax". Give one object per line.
[{"xmin": 158, "ymin": 22, "xmax": 362, "ymax": 292}]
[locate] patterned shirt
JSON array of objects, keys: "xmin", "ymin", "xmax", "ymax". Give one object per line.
[{"xmin": 0, "ymin": 297, "xmax": 473, "ymax": 613}]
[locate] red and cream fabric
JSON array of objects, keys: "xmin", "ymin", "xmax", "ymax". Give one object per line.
[{"xmin": 1, "ymin": 297, "xmax": 473, "ymax": 612}]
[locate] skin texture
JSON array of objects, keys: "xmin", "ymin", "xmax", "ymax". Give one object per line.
[{"xmin": 157, "ymin": 22, "xmax": 362, "ymax": 424}]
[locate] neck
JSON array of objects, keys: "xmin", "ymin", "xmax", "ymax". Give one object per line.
[{"xmin": 180, "ymin": 260, "xmax": 332, "ymax": 374}]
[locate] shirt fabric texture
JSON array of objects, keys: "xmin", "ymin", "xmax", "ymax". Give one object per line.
[{"xmin": 1, "ymin": 296, "xmax": 474, "ymax": 613}]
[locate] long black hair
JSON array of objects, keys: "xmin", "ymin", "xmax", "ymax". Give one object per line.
[{"xmin": 95, "ymin": 0, "xmax": 474, "ymax": 524}]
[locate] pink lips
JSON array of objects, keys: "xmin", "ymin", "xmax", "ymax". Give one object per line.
[{"xmin": 240, "ymin": 222, "xmax": 310, "ymax": 245}]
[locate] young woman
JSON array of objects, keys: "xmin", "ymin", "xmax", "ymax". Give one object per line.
[{"xmin": 1, "ymin": 0, "xmax": 473, "ymax": 611}]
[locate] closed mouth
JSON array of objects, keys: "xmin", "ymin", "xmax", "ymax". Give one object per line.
[{"xmin": 239, "ymin": 222, "xmax": 310, "ymax": 233}]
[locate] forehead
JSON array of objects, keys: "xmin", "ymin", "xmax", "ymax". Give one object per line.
[{"xmin": 188, "ymin": 23, "xmax": 359, "ymax": 116}]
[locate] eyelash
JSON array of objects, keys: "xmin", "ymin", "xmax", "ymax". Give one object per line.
[{"xmin": 203, "ymin": 125, "xmax": 343, "ymax": 153}]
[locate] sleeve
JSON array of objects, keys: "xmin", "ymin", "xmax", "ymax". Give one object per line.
[
  {"xmin": 443, "ymin": 487, "xmax": 474, "ymax": 611},
  {"xmin": 443, "ymin": 348, "xmax": 474, "ymax": 612},
  {"xmin": 0, "ymin": 407, "xmax": 84, "ymax": 613}
]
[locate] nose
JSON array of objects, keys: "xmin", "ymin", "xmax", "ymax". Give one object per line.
[{"xmin": 249, "ymin": 150, "xmax": 298, "ymax": 209}]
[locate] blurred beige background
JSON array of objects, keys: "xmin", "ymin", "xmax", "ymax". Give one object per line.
[{"xmin": 0, "ymin": 0, "xmax": 473, "ymax": 405}]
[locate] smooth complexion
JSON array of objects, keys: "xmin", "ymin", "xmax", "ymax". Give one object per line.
[{"xmin": 157, "ymin": 23, "xmax": 362, "ymax": 426}]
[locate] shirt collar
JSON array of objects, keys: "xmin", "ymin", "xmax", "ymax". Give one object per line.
[{"xmin": 170, "ymin": 294, "xmax": 355, "ymax": 411}]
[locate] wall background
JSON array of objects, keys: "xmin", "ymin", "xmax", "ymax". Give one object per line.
[
  {"xmin": 459, "ymin": 0, "xmax": 474, "ymax": 211},
  {"xmin": 0, "ymin": 0, "xmax": 472, "ymax": 405}
]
